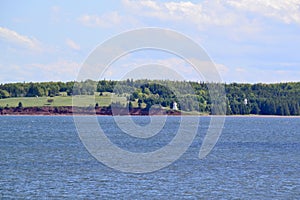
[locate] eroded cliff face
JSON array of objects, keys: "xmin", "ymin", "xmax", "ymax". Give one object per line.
[{"xmin": 0, "ymin": 106, "xmax": 181, "ymax": 116}]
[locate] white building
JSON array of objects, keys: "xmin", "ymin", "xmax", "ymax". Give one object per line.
[{"xmin": 172, "ymin": 102, "xmax": 178, "ymax": 110}]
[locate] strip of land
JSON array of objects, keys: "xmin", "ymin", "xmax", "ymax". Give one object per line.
[
  {"xmin": 0, "ymin": 106, "xmax": 181, "ymax": 116},
  {"xmin": 1, "ymin": 80, "xmax": 300, "ymax": 116}
]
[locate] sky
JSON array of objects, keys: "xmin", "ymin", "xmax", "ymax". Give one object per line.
[{"xmin": 0, "ymin": 0, "xmax": 300, "ymax": 83}]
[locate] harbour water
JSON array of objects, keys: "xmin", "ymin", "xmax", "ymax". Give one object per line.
[{"xmin": 0, "ymin": 116, "xmax": 299, "ymax": 199}]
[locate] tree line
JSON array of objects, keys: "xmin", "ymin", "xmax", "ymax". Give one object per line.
[{"xmin": 0, "ymin": 80, "xmax": 299, "ymax": 115}]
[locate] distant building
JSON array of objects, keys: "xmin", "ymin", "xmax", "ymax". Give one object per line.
[{"xmin": 172, "ymin": 102, "xmax": 178, "ymax": 110}]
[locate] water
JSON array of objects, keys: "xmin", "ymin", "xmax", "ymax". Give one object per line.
[{"xmin": 0, "ymin": 116, "xmax": 299, "ymax": 199}]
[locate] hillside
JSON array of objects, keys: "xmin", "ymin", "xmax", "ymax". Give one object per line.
[{"xmin": 0, "ymin": 80, "xmax": 299, "ymax": 115}]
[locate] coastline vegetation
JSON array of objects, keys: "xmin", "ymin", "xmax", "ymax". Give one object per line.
[{"xmin": 0, "ymin": 80, "xmax": 299, "ymax": 115}]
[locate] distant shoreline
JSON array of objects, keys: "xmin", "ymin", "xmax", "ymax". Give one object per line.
[
  {"xmin": 1, "ymin": 106, "xmax": 299, "ymax": 117},
  {"xmin": 224, "ymin": 115, "xmax": 300, "ymax": 118},
  {"xmin": 0, "ymin": 106, "xmax": 181, "ymax": 116}
]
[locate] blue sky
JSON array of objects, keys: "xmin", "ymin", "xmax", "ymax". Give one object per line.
[{"xmin": 1, "ymin": 0, "xmax": 300, "ymax": 83}]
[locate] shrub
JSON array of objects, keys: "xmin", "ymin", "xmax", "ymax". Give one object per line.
[{"xmin": 18, "ymin": 102, "xmax": 23, "ymax": 108}]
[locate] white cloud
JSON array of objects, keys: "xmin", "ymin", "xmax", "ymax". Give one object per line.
[
  {"xmin": 51, "ymin": 5, "xmax": 61, "ymax": 13},
  {"xmin": 105, "ymin": 54, "xmax": 228, "ymax": 81},
  {"xmin": 79, "ymin": 11, "xmax": 125, "ymax": 28},
  {"xmin": 28, "ymin": 60, "xmax": 81, "ymax": 80},
  {"xmin": 124, "ymin": 0, "xmax": 300, "ymax": 24},
  {"xmin": 227, "ymin": 0, "xmax": 300, "ymax": 24},
  {"xmin": 140, "ymin": 0, "xmax": 161, "ymax": 10},
  {"xmin": 66, "ymin": 38, "xmax": 80, "ymax": 50},
  {"xmin": 215, "ymin": 65, "xmax": 300, "ymax": 83},
  {"xmin": 121, "ymin": 0, "xmax": 300, "ymax": 33},
  {"xmin": 0, "ymin": 60, "xmax": 81, "ymax": 83},
  {"xmin": 122, "ymin": 0, "xmax": 241, "ymax": 27},
  {"xmin": 50, "ymin": 5, "xmax": 62, "ymax": 23},
  {"xmin": 0, "ymin": 27, "xmax": 41, "ymax": 51},
  {"xmin": 121, "ymin": 0, "xmax": 266, "ymax": 42},
  {"xmin": 276, "ymin": 62, "xmax": 300, "ymax": 67},
  {"xmin": 215, "ymin": 63, "xmax": 229, "ymax": 75}
]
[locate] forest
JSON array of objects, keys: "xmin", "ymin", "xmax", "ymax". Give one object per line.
[{"xmin": 0, "ymin": 80, "xmax": 299, "ymax": 115}]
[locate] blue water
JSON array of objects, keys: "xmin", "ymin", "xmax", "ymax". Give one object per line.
[{"xmin": 0, "ymin": 116, "xmax": 299, "ymax": 199}]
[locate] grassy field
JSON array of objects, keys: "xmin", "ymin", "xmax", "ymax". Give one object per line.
[{"xmin": 0, "ymin": 93, "xmax": 127, "ymax": 108}]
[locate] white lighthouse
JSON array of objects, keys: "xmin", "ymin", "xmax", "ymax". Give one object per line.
[{"xmin": 172, "ymin": 102, "xmax": 178, "ymax": 110}]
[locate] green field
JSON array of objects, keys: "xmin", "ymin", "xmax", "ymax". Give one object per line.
[{"xmin": 0, "ymin": 93, "xmax": 127, "ymax": 108}]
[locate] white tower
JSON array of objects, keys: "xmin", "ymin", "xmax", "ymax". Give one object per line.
[{"xmin": 172, "ymin": 102, "xmax": 178, "ymax": 110}]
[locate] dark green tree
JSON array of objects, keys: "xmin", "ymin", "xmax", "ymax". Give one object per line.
[{"xmin": 18, "ymin": 102, "xmax": 23, "ymax": 108}]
